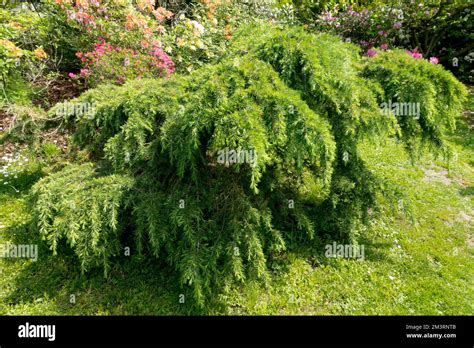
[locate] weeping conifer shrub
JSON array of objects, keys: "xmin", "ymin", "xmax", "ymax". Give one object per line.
[{"xmin": 30, "ymin": 24, "xmax": 467, "ymax": 307}]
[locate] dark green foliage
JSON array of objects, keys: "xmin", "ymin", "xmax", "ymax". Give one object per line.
[{"xmin": 31, "ymin": 24, "xmax": 467, "ymax": 306}]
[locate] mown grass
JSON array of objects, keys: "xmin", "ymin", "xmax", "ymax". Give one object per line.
[{"xmin": 0, "ymin": 91, "xmax": 472, "ymax": 315}]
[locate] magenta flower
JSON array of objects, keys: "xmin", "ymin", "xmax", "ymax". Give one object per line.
[
  {"xmin": 393, "ymin": 22, "xmax": 402, "ymax": 29},
  {"xmin": 148, "ymin": 45, "xmax": 175, "ymax": 77},
  {"xmin": 366, "ymin": 49, "xmax": 377, "ymax": 57},
  {"xmin": 407, "ymin": 48, "xmax": 423, "ymax": 59},
  {"xmin": 322, "ymin": 11, "xmax": 337, "ymax": 21},
  {"xmin": 429, "ymin": 57, "xmax": 439, "ymax": 64},
  {"xmin": 380, "ymin": 43, "xmax": 389, "ymax": 50},
  {"xmin": 68, "ymin": 72, "xmax": 76, "ymax": 78}
]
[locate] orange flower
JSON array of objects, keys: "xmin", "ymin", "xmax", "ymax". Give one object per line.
[
  {"xmin": 9, "ymin": 21, "xmax": 23, "ymax": 30},
  {"xmin": 224, "ymin": 24, "xmax": 232, "ymax": 40},
  {"xmin": 137, "ymin": 0, "xmax": 154, "ymax": 12},
  {"xmin": 152, "ymin": 7, "xmax": 173, "ymax": 22},
  {"xmin": 75, "ymin": 0, "xmax": 88, "ymax": 9},
  {"xmin": 140, "ymin": 39, "xmax": 149, "ymax": 49},
  {"xmin": 125, "ymin": 14, "xmax": 135, "ymax": 30},
  {"xmin": 136, "ymin": 16, "xmax": 147, "ymax": 28},
  {"xmin": 33, "ymin": 47, "xmax": 48, "ymax": 59},
  {"xmin": 0, "ymin": 39, "xmax": 23, "ymax": 57}
]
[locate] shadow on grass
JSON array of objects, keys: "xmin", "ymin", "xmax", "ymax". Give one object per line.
[
  {"xmin": 449, "ymin": 116, "xmax": 473, "ymax": 151},
  {"xmin": 282, "ymin": 228, "xmax": 394, "ymax": 272},
  {"xmin": 459, "ymin": 186, "xmax": 474, "ymax": 196},
  {"xmin": 2, "ymin": 221, "xmax": 223, "ymax": 315}
]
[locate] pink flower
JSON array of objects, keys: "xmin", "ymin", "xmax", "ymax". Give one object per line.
[
  {"xmin": 322, "ymin": 11, "xmax": 337, "ymax": 21},
  {"xmin": 366, "ymin": 49, "xmax": 377, "ymax": 57},
  {"xmin": 378, "ymin": 31, "xmax": 387, "ymax": 37},
  {"xmin": 68, "ymin": 72, "xmax": 76, "ymax": 78},
  {"xmin": 348, "ymin": 9, "xmax": 359, "ymax": 16},
  {"xmin": 429, "ymin": 57, "xmax": 439, "ymax": 64},
  {"xmin": 123, "ymin": 58, "xmax": 130, "ymax": 66},
  {"xmin": 80, "ymin": 68, "xmax": 88, "ymax": 77},
  {"xmin": 380, "ymin": 43, "xmax": 389, "ymax": 50},
  {"xmin": 407, "ymin": 48, "xmax": 423, "ymax": 59},
  {"xmin": 393, "ymin": 22, "xmax": 402, "ymax": 29}
]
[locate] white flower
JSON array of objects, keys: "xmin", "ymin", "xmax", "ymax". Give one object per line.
[{"xmin": 190, "ymin": 20, "xmax": 205, "ymax": 36}]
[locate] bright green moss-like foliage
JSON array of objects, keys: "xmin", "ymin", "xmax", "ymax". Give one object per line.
[{"xmin": 34, "ymin": 24, "xmax": 467, "ymax": 306}]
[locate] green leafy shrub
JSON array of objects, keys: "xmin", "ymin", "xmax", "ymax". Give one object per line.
[
  {"xmin": 362, "ymin": 49, "xmax": 467, "ymax": 156},
  {"xmin": 30, "ymin": 163, "xmax": 134, "ymax": 274},
  {"xmin": 32, "ymin": 24, "xmax": 467, "ymax": 307}
]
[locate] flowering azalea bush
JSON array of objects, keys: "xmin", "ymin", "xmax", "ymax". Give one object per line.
[
  {"xmin": 311, "ymin": 5, "xmax": 408, "ymax": 56},
  {"xmin": 288, "ymin": 1, "xmax": 473, "ymax": 82},
  {"xmin": 0, "ymin": 8, "xmax": 53, "ymax": 102},
  {"xmin": 71, "ymin": 37, "xmax": 174, "ymax": 86},
  {"xmin": 48, "ymin": 0, "xmax": 177, "ymax": 84},
  {"xmin": 46, "ymin": 0, "xmax": 270, "ymax": 82}
]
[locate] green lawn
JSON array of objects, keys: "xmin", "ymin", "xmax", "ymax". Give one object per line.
[{"xmin": 0, "ymin": 92, "xmax": 472, "ymax": 315}]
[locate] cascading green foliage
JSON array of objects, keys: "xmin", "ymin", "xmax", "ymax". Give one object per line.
[
  {"xmin": 29, "ymin": 163, "xmax": 134, "ymax": 275},
  {"xmin": 361, "ymin": 49, "xmax": 468, "ymax": 155},
  {"xmin": 31, "ymin": 24, "xmax": 467, "ymax": 306}
]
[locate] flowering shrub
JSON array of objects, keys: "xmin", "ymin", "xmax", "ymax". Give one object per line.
[
  {"xmin": 72, "ymin": 38, "xmax": 174, "ymax": 86},
  {"xmin": 47, "ymin": 0, "xmax": 176, "ymax": 84},
  {"xmin": 294, "ymin": 1, "xmax": 473, "ymax": 83},
  {"xmin": 45, "ymin": 0, "xmax": 297, "ymax": 81},
  {"xmin": 311, "ymin": 5, "xmax": 407, "ymax": 55},
  {"xmin": 0, "ymin": 9, "xmax": 52, "ymax": 101}
]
